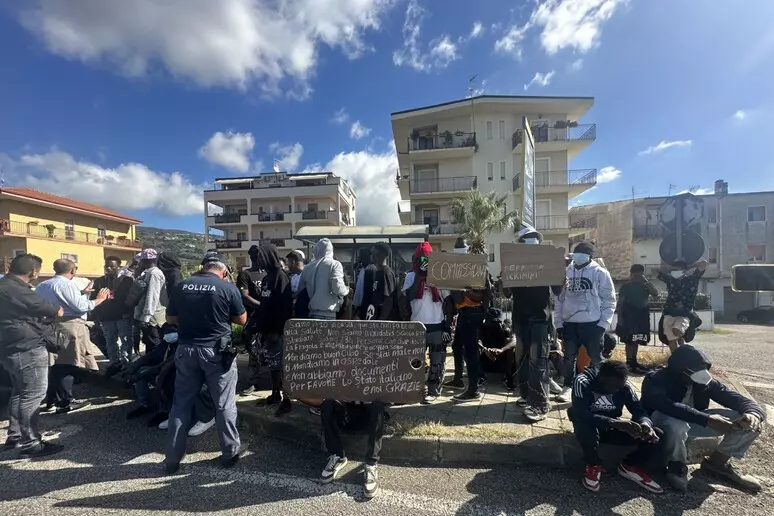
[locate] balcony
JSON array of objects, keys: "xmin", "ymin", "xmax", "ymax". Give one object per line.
[
  {"xmin": 213, "ymin": 210, "xmax": 247, "ymax": 224},
  {"xmin": 512, "ymin": 123, "xmax": 596, "ymax": 159},
  {"xmin": 260, "ymin": 238, "xmax": 287, "ymax": 247},
  {"xmin": 408, "ymin": 131, "xmax": 477, "ymax": 160},
  {"xmin": 410, "ymin": 176, "xmax": 477, "ymax": 195},
  {"xmin": 535, "ymin": 215, "xmax": 570, "ymax": 232},
  {"xmin": 213, "ymin": 239, "xmax": 245, "ymax": 250},
  {"xmin": 254, "ymin": 211, "xmax": 288, "ymax": 222},
  {"xmin": 0, "ymin": 219, "xmax": 141, "ymax": 249},
  {"xmin": 413, "ymin": 219, "xmax": 463, "ymax": 236},
  {"xmin": 633, "ymin": 224, "xmax": 666, "ymax": 240},
  {"xmin": 513, "ymin": 169, "xmax": 597, "ymax": 196}
]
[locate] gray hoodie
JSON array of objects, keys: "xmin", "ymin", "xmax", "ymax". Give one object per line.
[
  {"xmin": 554, "ymin": 260, "xmax": 616, "ymax": 329},
  {"xmin": 298, "ymin": 239, "xmax": 349, "ymax": 316}
]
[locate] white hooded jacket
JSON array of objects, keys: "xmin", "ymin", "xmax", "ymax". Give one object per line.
[
  {"xmin": 298, "ymin": 238, "xmax": 349, "ymax": 314},
  {"xmin": 554, "ymin": 260, "xmax": 616, "ymax": 329}
]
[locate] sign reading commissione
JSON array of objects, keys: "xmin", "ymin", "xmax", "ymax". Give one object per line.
[
  {"xmin": 499, "ymin": 243, "xmax": 566, "ymax": 288},
  {"xmin": 283, "ymin": 319, "xmax": 426, "ymax": 403},
  {"xmin": 426, "ymin": 251, "xmax": 488, "ymax": 290}
]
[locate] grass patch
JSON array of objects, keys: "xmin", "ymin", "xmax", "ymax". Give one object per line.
[
  {"xmin": 610, "ymin": 347, "xmax": 670, "ymax": 368},
  {"xmin": 388, "ymin": 417, "xmax": 530, "ymax": 439},
  {"xmin": 697, "ymin": 328, "xmax": 734, "ymax": 336}
]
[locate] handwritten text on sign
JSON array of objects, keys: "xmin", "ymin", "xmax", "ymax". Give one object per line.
[
  {"xmin": 426, "ymin": 252, "xmax": 488, "ymax": 290},
  {"xmin": 283, "ymin": 319, "xmax": 426, "ymax": 403},
  {"xmin": 499, "ymin": 243, "xmax": 566, "ymax": 288}
]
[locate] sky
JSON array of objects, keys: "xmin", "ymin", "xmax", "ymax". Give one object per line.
[{"xmin": 1, "ymin": 0, "xmax": 773, "ymax": 232}]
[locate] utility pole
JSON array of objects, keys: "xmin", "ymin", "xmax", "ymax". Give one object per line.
[
  {"xmin": 468, "ymin": 74, "xmax": 478, "ymax": 135},
  {"xmin": 668, "ymin": 184, "xmax": 676, "ymax": 197}
]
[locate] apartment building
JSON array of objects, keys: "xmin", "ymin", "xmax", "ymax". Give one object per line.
[
  {"xmin": 569, "ymin": 180, "xmax": 774, "ymax": 318},
  {"xmin": 0, "ymin": 187, "xmax": 142, "ymax": 277},
  {"xmin": 391, "ymin": 95, "xmax": 597, "ymax": 274},
  {"xmin": 203, "ymin": 172, "xmax": 356, "ymax": 268}
]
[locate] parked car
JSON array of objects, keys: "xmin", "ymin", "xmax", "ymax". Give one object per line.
[{"xmin": 737, "ymin": 305, "xmax": 774, "ymax": 324}]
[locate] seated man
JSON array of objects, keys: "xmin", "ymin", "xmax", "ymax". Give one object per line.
[
  {"xmin": 478, "ymin": 308, "xmax": 517, "ymax": 391},
  {"xmin": 569, "ymin": 360, "xmax": 664, "ymax": 494},
  {"xmin": 642, "ymin": 345, "xmax": 765, "ymax": 493}
]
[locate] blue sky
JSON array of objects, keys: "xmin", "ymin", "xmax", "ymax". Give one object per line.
[{"xmin": 1, "ymin": 0, "xmax": 773, "ymax": 232}]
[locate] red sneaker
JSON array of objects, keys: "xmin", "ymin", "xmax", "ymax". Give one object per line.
[
  {"xmin": 583, "ymin": 464, "xmax": 604, "ymax": 492},
  {"xmin": 617, "ymin": 463, "xmax": 664, "ymax": 494}
]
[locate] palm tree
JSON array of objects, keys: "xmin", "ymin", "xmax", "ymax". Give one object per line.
[{"xmin": 449, "ymin": 190, "xmax": 519, "ymax": 255}]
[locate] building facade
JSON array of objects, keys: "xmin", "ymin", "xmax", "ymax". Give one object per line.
[
  {"xmin": 391, "ymin": 95, "xmax": 597, "ymax": 274},
  {"xmin": 0, "ymin": 187, "xmax": 142, "ymax": 277},
  {"xmin": 203, "ymin": 172, "xmax": 356, "ymax": 268}
]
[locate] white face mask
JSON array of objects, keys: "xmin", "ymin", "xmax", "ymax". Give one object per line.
[
  {"xmin": 453, "ymin": 247, "xmax": 468, "ymax": 254},
  {"xmin": 522, "ymin": 237, "xmax": 540, "ymax": 245},
  {"xmin": 689, "ymin": 369, "xmax": 712, "ymax": 385},
  {"xmin": 670, "ymin": 270, "xmax": 684, "ymax": 279},
  {"xmin": 572, "ymin": 252, "xmax": 590, "ymax": 266},
  {"xmin": 163, "ymin": 332, "xmax": 179, "ymax": 343}
]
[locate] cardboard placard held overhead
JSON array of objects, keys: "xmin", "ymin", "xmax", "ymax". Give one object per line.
[
  {"xmin": 499, "ymin": 243, "xmax": 567, "ymax": 288},
  {"xmin": 283, "ymin": 319, "xmax": 426, "ymax": 403},
  {"xmin": 426, "ymin": 252, "xmax": 488, "ymax": 290}
]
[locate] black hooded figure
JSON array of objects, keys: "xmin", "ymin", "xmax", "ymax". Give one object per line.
[{"xmin": 157, "ymin": 252, "xmax": 183, "ymax": 293}]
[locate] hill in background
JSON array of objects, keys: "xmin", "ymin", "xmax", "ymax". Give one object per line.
[{"xmin": 136, "ymin": 226, "xmax": 207, "ymax": 262}]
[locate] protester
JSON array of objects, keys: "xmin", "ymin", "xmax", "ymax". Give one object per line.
[
  {"xmin": 119, "ymin": 253, "xmax": 140, "ymax": 278},
  {"xmin": 92, "ymin": 256, "xmax": 135, "ymax": 375},
  {"xmin": 657, "ymin": 260, "xmax": 707, "ymax": 351},
  {"xmin": 299, "ymin": 238, "xmax": 349, "ymax": 320},
  {"xmin": 353, "ymin": 247, "xmax": 373, "ymax": 317},
  {"xmin": 569, "ymin": 360, "xmax": 664, "ymax": 494},
  {"xmin": 0, "ymin": 254, "xmax": 64, "ymax": 457},
  {"xmin": 402, "ymin": 242, "xmax": 451, "ymax": 404},
  {"xmin": 163, "ymin": 255, "xmax": 247, "ymax": 475},
  {"xmin": 286, "ymin": 250, "xmax": 305, "ymax": 297},
  {"xmin": 641, "ymin": 345, "xmax": 765, "ymax": 493},
  {"xmin": 554, "ymin": 241, "xmax": 616, "ymax": 402},
  {"xmin": 158, "ymin": 252, "xmax": 183, "ymax": 293},
  {"xmin": 133, "ymin": 249, "xmax": 168, "ymax": 355},
  {"xmin": 36, "ymin": 259, "xmax": 109, "ymax": 414},
  {"xmin": 236, "ymin": 246, "xmax": 263, "ymax": 396},
  {"xmin": 478, "ymin": 308, "xmax": 518, "ymax": 390},
  {"xmin": 253, "ymin": 244, "xmax": 294, "ymax": 415},
  {"xmin": 615, "ymin": 264, "xmax": 659, "ymax": 374},
  {"xmin": 359, "ymin": 243, "xmax": 398, "ymax": 321},
  {"xmin": 506, "ymin": 225, "xmax": 564, "ymax": 421}
]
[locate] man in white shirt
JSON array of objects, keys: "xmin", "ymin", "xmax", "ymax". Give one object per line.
[{"xmin": 402, "ymin": 242, "xmax": 451, "ymax": 404}]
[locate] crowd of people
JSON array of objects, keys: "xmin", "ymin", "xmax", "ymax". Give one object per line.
[{"xmin": 0, "ymin": 226, "xmax": 766, "ymax": 500}]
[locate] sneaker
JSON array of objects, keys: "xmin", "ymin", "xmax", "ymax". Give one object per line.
[
  {"xmin": 700, "ymin": 459, "xmax": 762, "ymax": 493},
  {"xmin": 221, "ymin": 444, "xmax": 249, "ymax": 469},
  {"xmin": 453, "ymin": 391, "xmax": 482, "ymax": 402},
  {"xmin": 549, "ymin": 379, "xmax": 563, "ymax": 395},
  {"xmin": 188, "ymin": 418, "xmax": 215, "ymax": 436},
  {"xmin": 443, "ymin": 379, "xmax": 465, "ymax": 389},
  {"xmin": 40, "ymin": 401, "xmax": 55, "ymax": 412},
  {"xmin": 239, "ymin": 386, "xmax": 257, "ymax": 396},
  {"xmin": 627, "ymin": 363, "xmax": 649, "ymax": 375},
  {"xmin": 422, "ymin": 394, "xmax": 438, "ymax": 404},
  {"xmin": 163, "ymin": 460, "xmax": 180, "ymax": 475},
  {"xmin": 309, "ymin": 407, "xmax": 321, "ymax": 416},
  {"xmin": 617, "ymin": 463, "xmax": 664, "ymax": 494},
  {"xmin": 147, "ymin": 412, "xmax": 168, "ymax": 428},
  {"xmin": 320, "ymin": 454, "xmax": 348, "ymax": 484},
  {"xmin": 582, "ymin": 464, "xmax": 604, "ymax": 493},
  {"xmin": 20, "ymin": 442, "xmax": 64, "ymax": 458},
  {"xmin": 275, "ymin": 399, "xmax": 292, "ymax": 416},
  {"xmin": 524, "ymin": 406, "xmax": 548, "ymax": 422},
  {"xmin": 3, "ymin": 438, "xmax": 20, "ymax": 451},
  {"xmin": 104, "ymin": 362, "xmax": 124, "ymax": 378},
  {"xmin": 56, "ymin": 400, "xmax": 91, "ymax": 414},
  {"xmin": 127, "ymin": 404, "xmax": 153, "ymax": 420},
  {"xmin": 665, "ymin": 461, "xmax": 689, "ymax": 492},
  {"xmin": 364, "ymin": 464, "xmax": 379, "ymax": 499},
  {"xmin": 556, "ymin": 387, "xmax": 571, "ymax": 403},
  {"xmin": 258, "ymin": 393, "xmax": 282, "ymax": 406},
  {"xmin": 477, "ymin": 376, "xmax": 488, "ymax": 388},
  {"xmin": 514, "ymin": 398, "xmax": 529, "ymax": 408},
  {"xmin": 158, "ymin": 419, "xmax": 169, "ymax": 430}
]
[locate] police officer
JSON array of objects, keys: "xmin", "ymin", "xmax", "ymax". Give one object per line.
[{"xmin": 163, "ymin": 254, "xmax": 247, "ymax": 474}]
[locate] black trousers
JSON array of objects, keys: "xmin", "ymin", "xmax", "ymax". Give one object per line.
[
  {"xmin": 515, "ymin": 320, "xmax": 550, "ymax": 411},
  {"xmin": 321, "ymin": 400, "xmax": 386, "ymax": 466},
  {"xmin": 452, "ymin": 326, "xmax": 465, "ymax": 380},
  {"xmin": 47, "ymin": 364, "xmax": 82, "ymax": 407},
  {"xmin": 141, "ymin": 325, "xmax": 162, "ymax": 355},
  {"xmin": 573, "ymin": 420, "xmax": 664, "ymax": 466},
  {"xmin": 458, "ymin": 308, "xmax": 485, "ymax": 395}
]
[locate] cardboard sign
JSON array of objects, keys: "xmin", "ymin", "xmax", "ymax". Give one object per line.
[
  {"xmin": 426, "ymin": 252, "xmax": 488, "ymax": 290},
  {"xmin": 499, "ymin": 243, "xmax": 566, "ymax": 288},
  {"xmin": 283, "ymin": 319, "xmax": 426, "ymax": 403}
]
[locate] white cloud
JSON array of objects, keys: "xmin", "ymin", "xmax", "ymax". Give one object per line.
[
  {"xmin": 349, "ymin": 121, "xmax": 371, "ymax": 140},
  {"xmin": 569, "ymin": 58, "xmax": 584, "ymax": 71},
  {"xmin": 332, "ymin": 108, "xmax": 350, "ymax": 125},
  {"xmin": 596, "ymin": 166, "xmax": 621, "ymax": 184},
  {"xmin": 524, "ymin": 70, "xmax": 555, "ymax": 90},
  {"xmin": 269, "ymin": 142, "xmax": 304, "ymax": 171},
  {"xmin": 304, "ymin": 147, "xmax": 399, "ymax": 225},
  {"xmin": 494, "ymin": 25, "xmax": 527, "ymax": 58},
  {"xmin": 469, "ymin": 21, "xmax": 484, "ymax": 39},
  {"xmin": 638, "ymin": 140, "xmax": 692, "ymax": 155},
  {"xmin": 18, "ymin": 0, "xmax": 394, "ymax": 97},
  {"xmin": 392, "ymin": 0, "xmax": 458, "ymax": 71},
  {"xmin": 198, "ymin": 131, "xmax": 254, "ymax": 173},
  {"xmin": 732, "ymin": 110, "xmax": 747, "ymax": 121},
  {"xmin": 0, "ymin": 151, "xmax": 204, "ymax": 216}
]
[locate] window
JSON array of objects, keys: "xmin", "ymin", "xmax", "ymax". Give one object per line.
[
  {"xmin": 748, "ymin": 206, "xmax": 766, "ymax": 222},
  {"xmin": 486, "ymin": 121, "xmax": 493, "ymax": 140},
  {"xmin": 707, "ymin": 207, "xmax": 717, "ymax": 224},
  {"xmin": 60, "ymin": 253, "xmax": 78, "ymax": 262},
  {"xmin": 487, "ymin": 162, "xmax": 494, "ymax": 180},
  {"xmin": 708, "ymin": 247, "xmax": 718, "ymax": 264},
  {"xmin": 499, "ymin": 161, "xmax": 506, "ymax": 180},
  {"xmin": 236, "ymin": 231, "xmax": 247, "ymax": 241},
  {"xmin": 258, "ymin": 231, "xmax": 264, "ymax": 239},
  {"xmin": 12, "ymin": 249, "xmax": 25, "ymax": 257},
  {"xmin": 488, "ymin": 244, "xmax": 495, "ymax": 263},
  {"xmin": 97, "ymin": 225, "xmax": 106, "ymax": 238},
  {"xmin": 65, "ymin": 219, "xmax": 75, "ymax": 240},
  {"xmin": 307, "ymin": 203, "xmax": 318, "ymax": 212},
  {"xmin": 498, "ymin": 120, "xmax": 506, "ymax": 140},
  {"xmin": 748, "ymin": 244, "xmax": 766, "ymax": 262}
]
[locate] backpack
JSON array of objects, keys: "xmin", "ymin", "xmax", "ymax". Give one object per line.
[{"xmin": 124, "ymin": 271, "xmax": 168, "ymax": 309}]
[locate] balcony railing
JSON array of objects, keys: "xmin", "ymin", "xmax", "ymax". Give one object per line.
[
  {"xmin": 569, "ymin": 234, "xmax": 587, "ymax": 246},
  {"xmin": 512, "ymin": 123, "xmax": 596, "ymax": 150},
  {"xmin": 0, "ymin": 219, "xmax": 141, "ymax": 248},
  {"xmin": 413, "ymin": 219, "xmax": 463, "ymax": 235},
  {"xmin": 535, "ymin": 215, "xmax": 570, "ymax": 231},
  {"xmin": 213, "ymin": 211, "xmax": 246, "ymax": 223},
  {"xmin": 513, "ymin": 169, "xmax": 598, "ymax": 190},
  {"xmin": 260, "ymin": 238, "xmax": 287, "ymax": 247},
  {"xmin": 255, "ymin": 212, "xmax": 287, "ymax": 222},
  {"xmin": 299, "ymin": 210, "xmax": 329, "ymax": 220},
  {"xmin": 632, "ymin": 224, "xmax": 665, "ymax": 239},
  {"xmin": 570, "ymin": 215, "xmax": 598, "ymax": 230},
  {"xmin": 409, "ymin": 131, "xmax": 476, "ymax": 152},
  {"xmin": 213, "ymin": 240, "xmax": 244, "ymax": 249},
  {"xmin": 410, "ymin": 176, "xmax": 477, "ymax": 194}
]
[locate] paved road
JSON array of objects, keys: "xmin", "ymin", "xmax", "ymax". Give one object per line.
[{"xmin": 2, "ymin": 383, "xmax": 773, "ymax": 515}]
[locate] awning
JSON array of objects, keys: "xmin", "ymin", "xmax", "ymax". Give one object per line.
[
  {"xmin": 214, "ymin": 178, "xmax": 253, "ymax": 185},
  {"xmin": 288, "ymin": 174, "xmax": 329, "ymax": 181},
  {"xmin": 294, "ymin": 224, "xmax": 428, "ymax": 244}
]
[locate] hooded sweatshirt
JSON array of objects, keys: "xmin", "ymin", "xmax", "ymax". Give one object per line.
[
  {"xmin": 554, "ymin": 259, "xmax": 616, "ymax": 329},
  {"xmin": 254, "ymin": 244, "xmax": 293, "ymax": 335},
  {"xmin": 641, "ymin": 345, "xmax": 765, "ymax": 426},
  {"xmin": 299, "ymin": 238, "xmax": 349, "ymax": 315},
  {"xmin": 568, "ymin": 365, "xmax": 651, "ymax": 429},
  {"xmin": 158, "ymin": 252, "xmax": 183, "ymax": 293}
]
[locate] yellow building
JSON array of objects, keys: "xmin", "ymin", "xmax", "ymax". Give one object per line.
[{"xmin": 0, "ymin": 187, "xmax": 142, "ymax": 277}]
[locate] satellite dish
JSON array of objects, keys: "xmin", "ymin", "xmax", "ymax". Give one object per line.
[{"xmin": 658, "ymin": 193, "xmax": 704, "ymax": 232}]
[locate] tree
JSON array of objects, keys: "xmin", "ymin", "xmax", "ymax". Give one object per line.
[{"xmin": 449, "ymin": 190, "xmax": 519, "ymax": 255}]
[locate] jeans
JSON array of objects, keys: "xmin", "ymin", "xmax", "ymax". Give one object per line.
[
  {"xmin": 451, "ymin": 326, "xmax": 466, "ymax": 381},
  {"xmin": 573, "ymin": 420, "xmax": 664, "ymax": 466},
  {"xmin": 165, "ymin": 344, "xmax": 240, "ymax": 465},
  {"xmin": 425, "ymin": 329, "xmax": 446, "ymax": 396},
  {"xmin": 47, "ymin": 364, "xmax": 81, "ymax": 408},
  {"xmin": 321, "ymin": 399, "xmax": 386, "ymax": 466},
  {"xmin": 515, "ymin": 320, "xmax": 550, "ymax": 412},
  {"xmin": 562, "ymin": 321, "xmax": 605, "ymax": 387},
  {"xmin": 458, "ymin": 309, "xmax": 484, "ymax": 395},
  {"xmin": 101, "ymin": 318, "xmax": 134, "ymax": 366},
  {"xmin": 310, "ymin": 311, "xmax": 337, "ymax": 320},
  {"xmin": 1, "ymin": 347, "xmax": 49, "ymax": 450},
  {"xmin": 651, "ymin": 409, "xmax": 760, "ymax": 464}
]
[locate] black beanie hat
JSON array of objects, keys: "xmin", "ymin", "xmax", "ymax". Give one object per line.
[{"xmin": 573, "ymin": 241, "xmax": 595, "ymax": 256}]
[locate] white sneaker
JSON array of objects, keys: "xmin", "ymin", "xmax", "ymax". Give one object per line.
[
  {"xmin": 188, "ymin": 418, "xmax": 215, "ymax": 436},
  {"xmin": 524, "ymin": 406, "xmax": 548, "ymax": 422},
  {"xmin": 556, "ymin": 387, "xmax": 571, "ymax": 403},
  {"xmin": 422, "ymin": 394, "xmax": 438, "ymax": 404},
  {"xmin": 320, "ymin": 454, "xmax": 347, "ymax": 484},
  {"xmin": 158, "ymin": 419, "xmax": 169, "ymax": 430},
  {"xmin": 549, "ymin": 378, "xmax": 563, "ymax": 395},
  {"xmin": 364, "ymin": 464, "xmax": 379, "ymax": 499}
]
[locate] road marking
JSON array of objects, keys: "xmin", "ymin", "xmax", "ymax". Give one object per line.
[{"xmin": 742, "ymin": 381, "xmax": 774, "ymax": 390}]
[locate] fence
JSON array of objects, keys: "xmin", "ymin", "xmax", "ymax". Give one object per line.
[{"xmin": 0, "ymin": 219, "xmax": 141, "ymax": 248}]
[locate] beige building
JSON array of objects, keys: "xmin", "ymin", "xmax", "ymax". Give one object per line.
[
  {"xmin": 203, "ymin": 172, "xmax": 356, "ymax": 268},
  {"xmin": 391, "ymin": 95, "xmax": 597, "ymax": 274}
]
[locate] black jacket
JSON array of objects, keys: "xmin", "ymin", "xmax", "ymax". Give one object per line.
[
  {"xmin": 0, "ymin": 275, "xmax": 61, "ymax": 356},
  {"xmin": 568, "ymin": 365, "xmax": 652, "ymax": 429},
  {"xmin": 254, "ymin": 245, "xmax": 293, "ymax": 335},
  {"xmin": 158, "ymin": 252, "xmax": 183, "ymax": 293},
  {"xmin": 91, "ymin": 274, "xmax": 135, "ymax": 321},
  {"xmin": 641, "ymin": 345, "xmax": 765, "ymax": 427}
]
